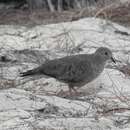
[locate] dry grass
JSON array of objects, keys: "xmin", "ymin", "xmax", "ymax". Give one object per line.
[
  {"xmin": 71, "ymin": 2, "xmax": 130, "ymax": 26},
  {"xmin": 95, "ymin": 3, "xmax": 130, "ymax": 26},
  {"xmin": 0, "ymin": 1, "xmax": 130, "ymax": 26}
]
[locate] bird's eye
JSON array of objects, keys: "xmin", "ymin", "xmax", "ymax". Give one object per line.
[{"xmin": 105, "ymin": 52, "xmax": 108, "ymax": 55}]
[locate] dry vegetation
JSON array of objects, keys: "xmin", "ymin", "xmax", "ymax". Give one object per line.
[{"xmin": 0, "ymin": 0, "xmax": 130, "ymax": 26}]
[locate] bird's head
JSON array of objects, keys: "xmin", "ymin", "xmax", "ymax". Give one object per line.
[{"xmin": 95, "ymin": 47, "xmax": 116, "ymax": 63}]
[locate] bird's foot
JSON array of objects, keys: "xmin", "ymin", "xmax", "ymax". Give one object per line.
[
  {"xmin": 56, "ymin": 90, "xmax": 71, "ymax": 97},
  {"xmin": 56, "ymin": 90, "xmax": 67, "ymax": 97},
  {"xmin": 56, "ymin": 89, "xmax": 82, "ymax": 98}
]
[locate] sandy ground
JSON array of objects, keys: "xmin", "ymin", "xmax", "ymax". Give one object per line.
[{"xmin": 0, "ymin": 17, "xmax": 130, "ymax": 130}]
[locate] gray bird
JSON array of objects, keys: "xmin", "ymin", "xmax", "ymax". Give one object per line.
[{"xmin": 20, "ymin": 47, "xmax": 116, "ymax": 94}]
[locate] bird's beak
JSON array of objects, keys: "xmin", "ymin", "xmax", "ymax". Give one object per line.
[{"xmin": 111, "ymin": 57, "xmax": 116, "ymax": 64}]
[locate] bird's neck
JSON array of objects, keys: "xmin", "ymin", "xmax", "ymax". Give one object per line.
[
  {"xmin": 93, "ymin": 54, "xmax": 106, "ymax": 66},
  {"xmin": 91, "ymin": 54, "xmax": 106, "ymax": 75}
]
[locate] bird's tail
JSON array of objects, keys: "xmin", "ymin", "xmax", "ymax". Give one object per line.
[{"xmin": 20, "ymin": 67, "xmax": 41, "ymax": 77}]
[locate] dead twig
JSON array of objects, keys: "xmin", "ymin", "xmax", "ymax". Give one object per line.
[{"xmin": 97, "ymin": 107, "xmax": 130, "ymax": 115}]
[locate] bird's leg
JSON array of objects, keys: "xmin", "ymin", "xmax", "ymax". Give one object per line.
[
  {"xmin": 71, "ymin": 87, "xmax": 78, "ymax": 94},
  {"xmin": 69, "ymin": 86, "xmax": 73, "ymax": 96},
  {"xmin": 69, "ymin": 85, "xmax": 78, "ymax": 96}
]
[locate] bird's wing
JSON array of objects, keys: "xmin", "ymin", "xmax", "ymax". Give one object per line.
[
  {"xmin": 42, "ymin": 56, "xmax": 93, "ymax": 83},
  {"xmin": 20, "ymin": 54, "xmax": 93, "ymax": 83},
  {"xmin": 58, "ymin": 60, "xmax": 92, "ymax": 83},
  {"xmin": 40, "ymin": 58, "xmax": 70, "ymax": 78},
  {"xmin": 20, "ymin": 58, "xmax": 67, "ymax": 77}
]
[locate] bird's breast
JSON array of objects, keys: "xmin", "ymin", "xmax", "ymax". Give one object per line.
[{"xmin": 92, "ymin": 63, "xmax": 105, "ymax": 79}]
